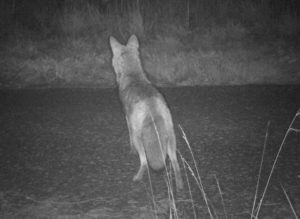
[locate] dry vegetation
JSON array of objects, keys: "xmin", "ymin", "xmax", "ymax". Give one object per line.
[{"xmin": 0, "ymin": 0, "xmax": 300, "ymax": 88}]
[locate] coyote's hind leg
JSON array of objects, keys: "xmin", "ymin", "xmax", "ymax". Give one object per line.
[
  {"xmin": 131, "ymin": 130, "xmax": 148, "ymax": 181},
  {"xmin": 126, "ymin": 116, "xmax": 136, "ymax": 154}
]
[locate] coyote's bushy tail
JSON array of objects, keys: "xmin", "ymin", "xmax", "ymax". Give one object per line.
[{"xmin": 142, "ymin": 113, "xmax": 168, "ymax": 170}]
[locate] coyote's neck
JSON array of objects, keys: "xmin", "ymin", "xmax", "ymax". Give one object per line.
[{"xmin": 119, "ymin": 71, "xmax": 151, "ymax": 91}]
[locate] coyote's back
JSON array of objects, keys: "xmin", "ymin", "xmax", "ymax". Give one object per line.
[{"xmin": 109, "ymin": 35, "xmax": 183, "ymax": 190}]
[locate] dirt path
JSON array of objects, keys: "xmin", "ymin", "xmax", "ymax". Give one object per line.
[{"xmin": 0, "ymin": 85, "xmax": 299, "ymax": 218}]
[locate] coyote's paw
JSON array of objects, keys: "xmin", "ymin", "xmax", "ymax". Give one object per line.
[
  {"xmin": 133, "ymin": 174, "xmax": 142, "ymax": 181},
  {"xmin": 133, "ymin": 164, "xmax": 147, "ymax": 181}
]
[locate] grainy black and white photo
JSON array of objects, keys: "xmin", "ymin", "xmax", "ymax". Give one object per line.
[{"xmin": 0, "ymin": 0, "xmax": 299, "ymax": 218}]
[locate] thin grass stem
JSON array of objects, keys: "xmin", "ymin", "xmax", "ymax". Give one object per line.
[
  {"xmin": 145, "ymin": 160, "xmax": 158, "ymax": 219},
  {"xmin": 251, "ymin": 121, "xmax": 270, "ymax": 218},
  {"xmin": 179, "ymin": 152, "xmax": 197, "ymax": 218},
  {"xmin": 179, "ymin": 124, "xmax": 214, "ymax": 219},
  {"xmin": 281, "ymin": 183, "xmax": 299, "ymax": 219},
  {"xmin": 214, "ymin": 174, "xmax": 227, "ymax": 219},
  {"xmin": 165, "ymin": 163, "xmax": 179, "ymax": 219}
]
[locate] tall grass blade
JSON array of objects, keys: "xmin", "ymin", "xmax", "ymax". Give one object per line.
[
  {"xmin": 145, "ymin": 159, "xmax": 158, "ymax": 219},
  {"xmin": 165, "ymin": 162, "xmax": 179, "ymax": 219},
  {"xmin": 214, "ymin": 174, "xmax": 227, "ymax": 219},
  {"xmin": 251, "ymin": 121, "xmax": 270, "ymax": 218},
  {"xmin": 179, "ymin": 124, "xmax": 214, "ymax": 219},
  {"xmin": 179, "ymin": 152, "xmax": 197, "ymax": 218},
  {"xmin": 280, "ymin": 183, "xmax": 299, "ymax": 219}
]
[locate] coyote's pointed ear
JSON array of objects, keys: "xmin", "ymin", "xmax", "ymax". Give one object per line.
[
  {"xmin": 109, "ymin": 36, "xmax": 122, "ymax": 56},
  {"xmin": 127, "ymin": 35, "xmax": 139, "ymax": 49}
]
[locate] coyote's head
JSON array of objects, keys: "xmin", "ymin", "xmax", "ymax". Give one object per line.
[{"xmin": 109, "ymin": 35, "xmax": 144, "ymax": 85}]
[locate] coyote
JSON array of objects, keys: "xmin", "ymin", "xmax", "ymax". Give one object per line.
[{"xmin": 109, "ymin": 35, "xmax": 183, "ymax": 190}]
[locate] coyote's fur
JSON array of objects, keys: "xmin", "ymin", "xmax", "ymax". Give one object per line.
[{"xmin": 109, "ymin": 35, "xmax": 183, "ymax": 190}]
